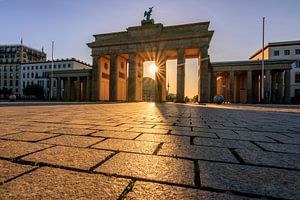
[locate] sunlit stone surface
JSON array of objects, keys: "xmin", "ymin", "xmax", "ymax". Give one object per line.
[{"xmin": 0, "ymin": 102, "xmax": 299, "ymax": 199}]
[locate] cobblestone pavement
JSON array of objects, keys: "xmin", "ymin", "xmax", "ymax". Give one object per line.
[{"xmin": 0, "ymin": 102, "xmax": 299, "ymax": 199}]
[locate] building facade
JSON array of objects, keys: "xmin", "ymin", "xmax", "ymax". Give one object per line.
[
  {"xmin": 20, "ymin": 59, "xmax": 91, "ymax": 98},
  {"xmin": 0, "ymin": 44, "xmax": 46, "ymax": 96},
  {"xmin": 250, "ymin": 40, "xmax": 300, "ymax": 99}
]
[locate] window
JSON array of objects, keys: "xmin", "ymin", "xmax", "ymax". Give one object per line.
[
  {"xmin": 295, "ymin": 73, "xmax": 300, "ymax": 83},
  {"xmin": 31, "ymin": 73, "xmax": 34, "ymax": 78},
  {"xmin": 68, "ymin": 64, "xmax": 71, "ymax": 68},
  {"xmin": 36, "ymin": 66, "xmax": 38, "ymax": 70},
  {"xmin": 63, "ymin": 64, "xmax": 66, "ymax": 68},
  {"xmin": 23, "ymin": 81, "xmax": 25, "ymax": 88},
  {"xmin": 23, "ymin": 66, "xmax": 25, "ymax": 70},
  {"xmin": 40, "ymin": 66, "xmax": 42, "ymax": 69},
  {"xmin": 274, "ymin": 50, "xmax": 279, "ymax": 56},
  {"xmin": 296, "ymin": 49, "xmax": 300, "ymax": 55},
  {"xmin": 284, "ymin": 50, "xmax": 290, "ymax": 55},
  {"xmin": 27, "ymin": 73, "xmax": 29, "ymax": 78},
  {"xmin": 58, "ymin": 64, "xmax": 61, "ymax": 68}
]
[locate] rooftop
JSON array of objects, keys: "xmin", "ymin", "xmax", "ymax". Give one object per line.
[{"xmin": 249, "ymin": 40, "xmax": 300, "ymax": 59}]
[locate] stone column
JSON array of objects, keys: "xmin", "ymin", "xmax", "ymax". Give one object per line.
[
  {"xmin": 247, "ymin": 70, "xmax": 253, "ymax": 103},
  {"xmin": 229, "ymin": 71, "xmax": 234, "ymax": 103},
  {"xmin": 109, "ymin": 54, "xmax": 118, "ymax": 101},
  {"xmin": 57, "ymin": 77, "xmax": 61, "ymax": 100},
  {"xmin": 86, "ymin": 75, "xmax": 91, "ymax": 101},
  {"xmin": 265, "ymin": 70, "xmax": 271, "ymax": 103},
  {"xmin": 76, "ymin": 76, "xmax": 81, "ymax": 101},
  {"xmin": 155, "ymin": 58, "xmax": 167, "ymax": 102},
  {"xmin": 211, "ymin": 71, "xmax": 217, "ymax": 102},
  {"xmin": 236, "ymin": 75, "xmax": 241, "ymax": 103},
  {"xmin": 284, "ymin": 69, "xmax": 291, "ymax": 103},
  {"xmin": 176, "ymin": 48, "xmax": 185, "ymax": 102},
  {"xmin": 253, "ymin": 72, "xmax": 259, "ymax": 103},
  {"xmin": 277, "ymin": 71, "xmax": 283, "ymax": 103},
  {"xmin": 66, "ymin": 77, "xmax": 71, "ymax": 101},
  {"xmin": 91, "ymin": 56, "xmax": 100, "ymax": 101},
  {"xmin": 128, "ymin": 53, "xmax": 137, "ymax": 101},
  {"xmin": 271, "ymin": 72, "xmax": 277, "ymax": 103},
  {"xmin": 198, "ymin": 47, "xmax": 210, "ymax": 103}
]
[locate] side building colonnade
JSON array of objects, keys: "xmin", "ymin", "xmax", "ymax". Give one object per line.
[{"xmin": 210, "ymin": 60, "xmax": 293, "ymax": 103}]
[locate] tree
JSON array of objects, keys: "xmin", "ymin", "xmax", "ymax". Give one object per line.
[
  {"xmin": 0, "ymin": 87, "xmax": 12, "ymax": 98},
  {"xmin": 23, "ymin": 84, "xmax": 44, "ymax": 99},
  {"xmin": 192, "ymin": 95, "xmax": 198, "ymax": 103},
  {"xmin": 185, "ymin": 96, "xmax": 189, "ymax": 102}
]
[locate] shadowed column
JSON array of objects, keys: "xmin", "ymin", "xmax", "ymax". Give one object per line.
[
  {"xmin": 265, "ymin": 70, "xmax": 271, "ymax": 103},
  {"xmin": 109, "ymin": 54, "xmax": 118, "ymax": 101},
  {"xmin": 211, "ymin": 72, "xmax": 217, "ymax": 102},
  {"xmin": 128, "ymin": 53, "xmax": 137, "ymax": 101},
  {"xmin": 92, "ymin": 56, "xmax": 100, "ymax": 101},
  {"xmin": 271, "ymin": 72, "xmax": 277, "ymax": 103},
  {"xmin": 176, "ymin": 48, "xmax": 185, "ymax": 102},
  {"xmin": 284, "ymin": 69, "xmax": 291, "ymax": 103},
  {"xmin": 277, "ymin": 71, "xmax": 283, "ymax": 103},
  {"xmin": 57, "ymin": 77, "xmax": 61, "ymax": 100},
  {"xmin": 229, "ymin": 71, "xmax": 234, "ymax": 103},
  {"xmin": 86, "ymin": 75, "xmax": 91, "ymax": 101},
  {"xmin": 198, "ymin": 47, "xmax": 210, "ymax": 103},
  {"xmin": 247, "ymin": 70, "xmax": 253, "ymax": 103},
  {"xmin": 66, "ymin": 77, "xmax": 71, "ymax": 101},
  {"xmin": 76, "ymin": 76, "xmax": 80, "ymax": 101}
]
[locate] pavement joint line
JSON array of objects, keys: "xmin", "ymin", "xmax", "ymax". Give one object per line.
[
  {"xmin": 193, "ymin": 160, "xmax": 201, "ymax": 188},
  {"xmin": 117, "ymin": 179, "xmax": 136, "ymax": 200},
  {"xmin": 132, "ymin": 133, "xmax": 143, "ymax": 140},
  {"xmin": 228, "ymin": 148, "xmax": 245, "ymax": 164},
  {"xmin": 200, "ymin": 186, "xmax": 286, "ymax": 200},
  {"xmin": 0, "ymin": 167, "xmax": 38, "ymax": 186},
  {"xmin": 152, "ymin": 142, "xmax": 164, "ymax": 155},
  {"xmin": 190, "ymin": 136, "xmax": 195, "ymax": 145},
  {"xmin": 89, "ymin": 151, "xmax": 119, "ymax": 171},
  {"xmin": 266, "ymin": 136, "xmax": 284, "ymax": 143},
  {"xmin": 13, "ymin": 145, "xmax": 56, "ymax": 160}
]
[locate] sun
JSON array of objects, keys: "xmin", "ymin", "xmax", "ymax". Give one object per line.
[{"xmin": 149, "ymin": 64, "xmax": 158, "ymax": 75}]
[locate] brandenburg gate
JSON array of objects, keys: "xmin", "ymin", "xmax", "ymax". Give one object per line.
[{"xmin": 87, "ymin": 20, "xmax": 213, "ymax": 103}]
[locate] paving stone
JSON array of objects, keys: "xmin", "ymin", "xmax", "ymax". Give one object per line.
[
  {"xmin": 136, "ymin": 133, "xmax": 190, "ymax": 144},
  {"xmin": 158, "ymin": 143, "xmax": 238, "ymax": 163},
  {"xmin": 127, "ymin": 181, "xmax": 252, "ymax": 200},
  {"xmin": 127, "ymin": 127, "xmax": 169, "ymax": 134},
  {"xmin": 235, "ymin": 149, "xmax": 300, "ymax": 170},
  {"xmin": 89, "ymin": 125, "xmax": 131, "ymax": 131},
  {"xmin": 92, "ymin": 138, "xmax": 159, "ymax": 154},
  {"xmin": 199, "ymin": 161, "xmax": 300, "ymax": 199},
  {"xmin": 217, "ymin": 132, "xmax": 275, "ymax": 142},
  {"xmin": 0, "ymin": 167, "xmax": 129, "ymax": 199},
  {"xmin": 0, "ymin": 160, "xmax": 36, "ymax": 183},
  {"xmin": 91, "ymin": 130, "xmax": 141, "ymax": 139},
  {"xmin": 14, "ymin": 126, "xmax": 58, "ymax": 133},
  {"xmin": 0, "ymin": 140, "xmax": 51, "ymax": 159},
  {"xmin": 1, "ymin": 132, "xmax": 58, "ymax": 142},
  {"xmin": 194, "ymin": 137, "xmax": 260, "ymax": 150},
  {"xmin": 49, "ymin": 128, "xmax": 96, "ymax": 135},
  {"xmin": 22, "ymin": 146, "xmax": 113, "ymax": 170},
  {"xmin": 170, "ymin": 130, "xmax": 218, "ymax": 138},
  {"xmin": 255, "ymin": 142, "xmax": 300, "ymax": 154},
  {"xmin": 0, "ymin": 128, "xmax": 21, "ymax": 137},
  {"xmin": 40, "ymin": 135, "xmax": 103, "ymax": 147},
  {"xmin": 96, "ymin": 152, "xmax": 194, "ymax": 186}
]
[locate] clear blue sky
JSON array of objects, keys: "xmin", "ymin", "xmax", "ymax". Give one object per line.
[{"xmin": 1, "ymin": 0, "xmax": 299, "ymax": 97}]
